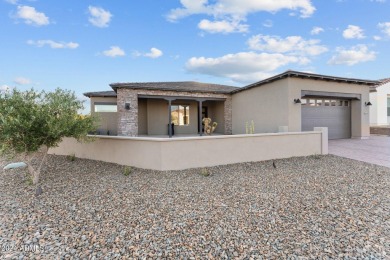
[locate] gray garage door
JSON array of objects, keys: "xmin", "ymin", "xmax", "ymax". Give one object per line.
[{"xmin": 302, "ymin": 98, "xmax": 351, "ymax": 139}]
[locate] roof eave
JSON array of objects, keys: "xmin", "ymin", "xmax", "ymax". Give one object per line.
[
  {"xmin": 231, "ymin": 70, "xmax": 380, "ymax": 94},
  {"xmin": 110, "ymin": 85, "xmax": 232, "ymax": 95},
  {"xmin": 83, "ymin": 92, "xmax": 117, "ymax": 98}
]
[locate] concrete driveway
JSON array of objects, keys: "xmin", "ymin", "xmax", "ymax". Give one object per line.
[{"xmin": 329, "ymin": 135, "xmax": 390, "ymax": 168}]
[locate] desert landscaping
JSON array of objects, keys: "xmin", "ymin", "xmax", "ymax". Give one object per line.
[{"xmin": 1, "ymin": 154, "xmax": 389, "ymax": 259}]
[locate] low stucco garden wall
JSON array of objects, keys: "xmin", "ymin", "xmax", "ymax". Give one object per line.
[{"xmin": 49, "ymin": 130, "xmax": 327, "ymax": 171}]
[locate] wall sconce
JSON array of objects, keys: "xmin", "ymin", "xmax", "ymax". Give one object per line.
[
  {"xmin": 125, "ymin": 103, "xmax": 130, "ymax": 110},
  {"xmin": 294, "ymin": 98, "xmax": 302, "ymax": 104},
  {"xmin": 365, "ymin": 102, "xmax": 372, "ymax": 106}
]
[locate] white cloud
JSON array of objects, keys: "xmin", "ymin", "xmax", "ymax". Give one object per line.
[
  {"xmin": 167, "ymin": 0, "xmax": 315, "ymax": 33},
  {"xmin": 144, "ymin": 48, "xmax": 163, "ymax": 59},
  {"xmin": 0, "ymin": 85, "xmax": 13, "ymax": 92},
  {"xmin": 5, "ymin": 0, "xmax": 18, "ymax": 4},
  {"xmin": 343, "ymin": 25, "xmax": 365, "ymax": 39},
  {"xmin": 134, "ymin": 48, "xmax": 164, "ymax": 59},
  {"xmin": 186, "ymin": 52, "xmax": 309, "ymax": 83},
  {"xmin": 168, "ymin": 0, "xmax": 315, "ymax": 21},
  {"xmin": 13, "ymin": 77, "xmax": 31, "ymax": 85},
  {"xmin": 311, "ymin": 26, "xmax": 324, "ymax": 35},
  {"xmin": 378, "ymin": 22, "xmax": 390, "ymax": 37},
  {"xmin": 15, "ymin": 5, "xmax": 49, "ymax": 26},
  {"xmin": 328, "ymin": 45, "xmax": 376, "ymax": 66},
  {"xmin": 247, "ymin": 35, "xmax": 328, "ymax": 56},
  {"xmin": 370, "ymin": 0, "xmax": 386, "ymax": 2},
  {"xmin": 88, "ymin": 6, "xmax": 112, "ymax": 28},
  {"xmin": 102, "ymin": 46, "xmax": 125, "ymax": 57},
  {"xmin": 27, "ymin": 40, "xmax": 79, "ymax": 49},
  {"xmin": 198, "ymin": 19, "xmax": 248, "ymax": 34},
  {"xmin": 373, "ymin": 35, "xmax": 382, "ymax": 40}
]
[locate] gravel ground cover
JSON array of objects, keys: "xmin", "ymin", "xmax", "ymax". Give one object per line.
[{"xmin": 0, "ymin": 155, "xmax": 389, "ymax": 259}]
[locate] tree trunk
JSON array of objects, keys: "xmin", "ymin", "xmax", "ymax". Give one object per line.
[
  {"xmin": 26, "ymin": 146, "xmax": 48, "ymax": 185},
  {"xmin": 26, "ymin": 160, "xmax": 40, "ymax": 185}
]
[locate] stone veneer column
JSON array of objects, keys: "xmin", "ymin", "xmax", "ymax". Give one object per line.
[
  {"xmin": 117, "ymin": 88, "xmax": 138, "ymax": 136},
  {"xmin": 224, "ymin": 96, "xmax": 232, "ymax": 135}
]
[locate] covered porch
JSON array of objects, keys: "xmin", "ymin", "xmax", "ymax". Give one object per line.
[{"xmin": 137, "ymin": 95, "xmax": 227, "ymax": 137}]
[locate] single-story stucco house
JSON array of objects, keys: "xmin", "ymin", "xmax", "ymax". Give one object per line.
[
  {"xmin": 369, "ymin": 78, "xmax": 390, "ymax": 126},
  {"xmin": 49, "ymin": 70, "xmax": 379, "ymax": 170},
  {"xmin": 84, "ymin": 70, "xmax": 378, "ymax": 140}
]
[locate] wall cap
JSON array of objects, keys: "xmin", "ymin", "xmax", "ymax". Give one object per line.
[{"xmin": 88, "ymin": 131, "xmax": 322, "ymax": 142}]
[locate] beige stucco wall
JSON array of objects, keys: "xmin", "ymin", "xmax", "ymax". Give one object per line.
[
  {"xmin": 90, "ymin": 97, "xmax": 118, "ymax": 135},
  {"xmin": 48, "ymin": 131, "xmax": 325, "ymax": 171},
  {"xmin": 146, "ymin": 99, "xmax": 167, "ymax": 135},
  {"xmin": 232, "ymin": 77, "xmax": 370, "ymax": 138},
  {"xmin": 232, "ymin": 79, "xmax": 290, "ymax": 134},
  {"xmin": 49, "ymin": 137, "xmax": 162, "ymax": 170},
  {"xmin": 138, "ymin": 99, "xmax": 148, "ymax": 135}
]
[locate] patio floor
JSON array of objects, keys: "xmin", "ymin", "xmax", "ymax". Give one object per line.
[{"xmin": 329, "ymin": 135, "xmax": 390, "ymax": 168}]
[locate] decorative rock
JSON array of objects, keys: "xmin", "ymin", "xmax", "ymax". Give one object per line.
[
  {"xmin": 3, "ymin": 162, "xmax": 27, "ymax": 170},
  {"xmin": 0, "ymin": 154, "xmax": 389, "ymax": 258},
  {"xmin": 35, "ymin": 186, "xmax": 43, "ymax": 197}
]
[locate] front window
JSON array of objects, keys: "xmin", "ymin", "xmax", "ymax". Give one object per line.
[
  {"xmin": 94, "ymin": 102, "xmax": 117, "ymax": 112},
  {"xmin": 171, "ymin": 105, "xmax": 189, "ymax": 125}
]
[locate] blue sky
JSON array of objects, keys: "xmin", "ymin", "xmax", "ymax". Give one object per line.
[{"xmin": 1, "ymin": 0, "xmax": 390, "ymax": 109}]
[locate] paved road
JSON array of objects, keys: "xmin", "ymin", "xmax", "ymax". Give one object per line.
[{"xmin": 329, "ymin": 135, "xmax": 390, "ymax": 168}]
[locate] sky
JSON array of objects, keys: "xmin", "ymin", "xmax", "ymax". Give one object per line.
[{"xmin": 1, "ymin": 0, "xmax": 390, "ymax": 111}]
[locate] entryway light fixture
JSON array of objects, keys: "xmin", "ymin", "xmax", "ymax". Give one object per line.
[
  {"xmin": 365, "ymin": 102, "xmax": 372, "ymax": 106},
  {"xmin": 294, "ymin": 98, "xmax": 302, "ymax": 104},
  {"xmin": 125, "ymin": 103, "xmax": 130, "ymax": 110}
]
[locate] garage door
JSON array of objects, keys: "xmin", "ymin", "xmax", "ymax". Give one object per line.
[{"xmin": 302, "ymin": 98, "xmax": 351, "ymax": 139}]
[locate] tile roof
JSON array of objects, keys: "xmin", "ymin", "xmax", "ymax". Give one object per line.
[
  {"xmin": 232, "ymin": 70, "xmax": 380, "ymax": 93},
  {"xmin": 109, "ymin": 81, "xmax": 238, "ymax": 94},
  {"xmin": 378, "ymin": 78, "xmax": 390, "ymax": 86},
  {"xmin": 84, "ymin": 91, "xmax": 117, "ymax": 97},
  {"xmin": 370, "ymin": 78, "xmax": 390, "ymax": 92}
]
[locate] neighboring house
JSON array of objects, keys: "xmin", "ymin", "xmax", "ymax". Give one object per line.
[
  {"xmin": 369, "ymin": 78, "xmax": 390, "ymax": 126},
  {"xmin": 84, "ymin": 71, "xmax": 378, "ymax": 140}
]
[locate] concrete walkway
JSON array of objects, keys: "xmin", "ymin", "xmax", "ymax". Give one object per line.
[{"xmin": 329, "ymin": 135, "xmax": 390, "ymax": 168}]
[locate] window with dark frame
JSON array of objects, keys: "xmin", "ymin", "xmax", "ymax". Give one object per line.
[
  {"xmin": 302, "ymin": 98, "xmax": 352, "ymax": 107},
  {"xmin": 94, "ymin": 102, "xmax": 118, "ymax": 112}
]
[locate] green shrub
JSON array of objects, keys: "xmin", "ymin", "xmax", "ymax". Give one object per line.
[
  {"xmin": 200, "ymin": 168, "xmax": 210, "ymax": 177},
  {"xmin": 245, "ymin": 120, "xmax": 255, "ymax": 134},
  {"xmin": 311, "ymin": 154, "xmax": 322, "ymax": 159},
  {"xmin": 0, "ymin": 88, "xmax": 98, "ymax": 185},
  {"xmin": 123, "ymin": 166, "xmax": 132, "ymax": 176},
  {"xmin": 26, "ymin": 175, "xmax": 33, "ymax": 186},
  {"xmin": 67, "ymin": 153, "xmax": 76, "ymax": 162}
]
